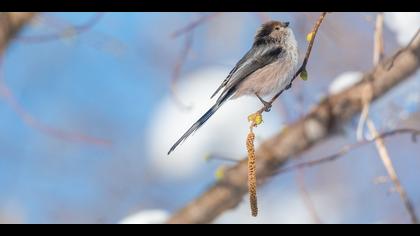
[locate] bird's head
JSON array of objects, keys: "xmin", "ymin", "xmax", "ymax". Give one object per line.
[{"xmin": 254, "ymin": 21, "xmax": 293, "ymax": 45}]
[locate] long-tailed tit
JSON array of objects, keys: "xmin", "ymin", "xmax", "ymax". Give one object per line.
[{"xmin": 168, "ymin": 21, "xmax": 298, "ymax": 155}]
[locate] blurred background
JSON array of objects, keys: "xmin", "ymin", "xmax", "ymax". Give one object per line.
[{"xmin": 0, "ymin": 12, "xmax": 419, "ymax": 224}]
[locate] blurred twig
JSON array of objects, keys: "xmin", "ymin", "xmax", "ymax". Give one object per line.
[
  {"xmin": 170, "ymin": 31, "xmax": 194, "ymax": 110},
  {"xmin": 169, "ymin": 13, "xmax": 224, "ymax": 110},
  {"xmin": 357, "ymin": 12, "xmax": 384, "ymax": 141},
  {"xmin": 16, "ymin": 13, "xmax": 104, "ymax": 43},
  {"xmin": 367, "ymin": 121, "xmax": 418, "ymax": 224},
  {"xmin": 206, "ymin": 154, "xmax": 239, "ymax": 163},
  {"xmin": 277, "ymin": 128, "xmax": 420, "ymax": 174},
  {"xmin": 0, "ymin": 58, "xmax": 112, "ymax": 147},
  {"xmin": 18, "ymin": 13, "xmax": 126, "ymax": 57},
  {"xmin": 0, "ymin": 12, "xmax": 37, "ymax": 55},
  {"xmin": 0, "ymin": 12, "xmax": 112, "ymax": 147},
  {"xmin": 358, "ymin": 13, "xmax": 418, "ymax": 224},
  {"xmin": 171, "ymin": 13, "xmax": 220, "ymax": 38},
  {"xmin": 373, "ymin": 13, "xmax": 384, "ymax": 66},
  {"xmin": 295, "ymin": 169, "xmax": 322, "ymax": 224},
  {"xmin": 385, "ymin": 28, "xmax": 420, "ymax": 71},
  {"xmin": 207, "ymin": 129, "xmax": 420, "ymax": 175}
]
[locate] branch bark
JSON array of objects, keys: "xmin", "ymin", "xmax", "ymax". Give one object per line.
[
  {"xmin": 167, "ymin": 30, "xmax": 420, "ymax": 224},
  {"xmin": 0, "ymin": 12, "xmax": 36, "ymax": 55}
]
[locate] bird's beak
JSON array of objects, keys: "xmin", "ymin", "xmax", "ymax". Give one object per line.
[{"xmin": 284, "ymin": 22, "xmax": 290, "ymax": 27}]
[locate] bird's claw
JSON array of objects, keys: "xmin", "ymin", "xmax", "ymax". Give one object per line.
[
  {"xmin": 255, "ymin": 93, "xmax": 272, "ymax": 112},
  {"xmin": 263, "ymin": 101, "xmax": 272, "ymax": 112}
]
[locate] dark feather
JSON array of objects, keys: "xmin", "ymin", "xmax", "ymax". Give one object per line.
[
  {"xmin": 211, "ymin": 44, "xmax": 283, "ymax": 103},
  {"xmin": 210, "ymin": 48, "xmax": 254, "ymax": 99},
  {"xmin": 168, "ymin": 89, "xmax": 234, "ymax": 155},
  {"xmin": 216, "ymin": 44, "xmax": 283, "ymax": 104},
  {"xmin": 210, "ymin": 21, "xmax": 283, "ymax": 99}
]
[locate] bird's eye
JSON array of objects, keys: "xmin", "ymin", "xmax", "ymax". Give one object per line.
[{"xmin": 275, "ymin": 27, "xmax": 280, "ymax": 30}]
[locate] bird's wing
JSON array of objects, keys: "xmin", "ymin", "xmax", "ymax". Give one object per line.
[
  {"xmin": 210, "ymin": 49, "xmax": 254, "ymax": 99},
  {"xmin": 215, "ymin": 44, "xmax": 283, "ymax": 103}
]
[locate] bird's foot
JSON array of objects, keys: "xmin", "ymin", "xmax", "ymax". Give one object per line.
[
  {"xmin": 255, "ymin": 93, "xmax": 272, "ymax": 112},
  {"xmin": 262, "ymin": 101, "xmax": 272, "ymax": 112}
]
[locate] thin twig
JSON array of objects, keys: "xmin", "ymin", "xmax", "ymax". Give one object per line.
[
  {"xmin": 295, "ymin": 168, "xmax": 322, "ymax": 224},
  {"xmin": 171, "ymin": 13, "xmax": 221, "ymax": 38},
  {"xmin": 16, "ymin": 13, "xmax": 104, "ymax": 43},
  {"xmin": 276, "ymin": 129, "xmax": 420, "ymax": 174},
  {"xmin": 170, "ymin": 31, "xmax": 194, "ymax": 110},
  {"xmin": 206, "ymin": 154, "xmax": 240, "ymax": 163},
  {"xmin": 356, "ymin": 13, "xmax": 384, "ymax": 141},
  {"xmin": 367, "ymin": 121, "xmax": 418, "ymax": 224},
  {"xmin": 0, "ymin": 56, "xmax": 112, "ymax": 147},
  {"xmin": 169, "ymin": 13, "xmax": 223, "ymax": 109},
  {"xmin": 356, "ymin": 100, "xmax": 370, "ymax": 141},
  {"xmin": 385, "ymin": 28, "xmax": 420, "ymax": 71},
  {"xmin": 0, "ymin": 12, "xmax": 112, "ymax": 147},
  {"xmin": 209, "ymin": 128, "xmax": 420, "ymax": 186},
  {"xmin": 356, "ymin": 81, "xmax": 374, "ymax": 141},
  {"xmin": 373, "ymin": 12, "xmax": 384, "ymax": 65},
  {"xmin": 0, "ymin": 13, "xmax": 37, "ymax": 55},
  {"xmin": 361, "ymin": 13, "xmax": 418, "ymax": 224}
]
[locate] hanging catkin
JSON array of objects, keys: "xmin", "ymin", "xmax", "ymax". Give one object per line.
[{"xmin": 246, "ymin": 128, "xmax": 258, "ymax": 217}]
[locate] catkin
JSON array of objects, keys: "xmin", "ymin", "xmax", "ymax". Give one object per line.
[{"xmin": 247, "ymin": 129, "xmax": 258, "ymax": 217}]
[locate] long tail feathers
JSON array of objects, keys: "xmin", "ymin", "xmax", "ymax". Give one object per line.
[
  {"xmin": 168, "ymin": 87, "xmax": 235, "ymax": 155},
  {"xmin": 167, "ymin": 103, "xmax": 221, "ymax": 155}
]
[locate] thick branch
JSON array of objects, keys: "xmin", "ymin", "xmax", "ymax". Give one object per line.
[
  {"xmin": 0, "ymin": 12, "xmax": 36, "ymax": 55},
  {"xmin": 167, "ymin": 30, "xmax": 420, "ymax": 224}
]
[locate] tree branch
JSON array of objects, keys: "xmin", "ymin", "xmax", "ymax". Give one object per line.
[
  {"xmin": 16, "ymin": 13, "xmax": 104, "ymax": 43},
  {"xmin": 0, "ymin": 13, "xmax": 112, "ymax": 147},
  {"xmin": 277, "ymin": 128, "xmax": 420, "ymax": 174},
  {"xmin": 167, "ymin": 26, "xmax": 420, "ymax": 224},
  {"xmin": 171, "ymin": 13, "xmax": 220, "ymax": 38},
  {"xmin": 0, "ymin": 12, "xmax": 36, "ymax": 55},
  {"xmin": 366, "ymin": 121, "xmax": 418, "ymax": 224}
]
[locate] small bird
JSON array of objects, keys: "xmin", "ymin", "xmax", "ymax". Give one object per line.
[{"xmin": 168, "ymin": 20, "xmax": 299, "ymax": 155}]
